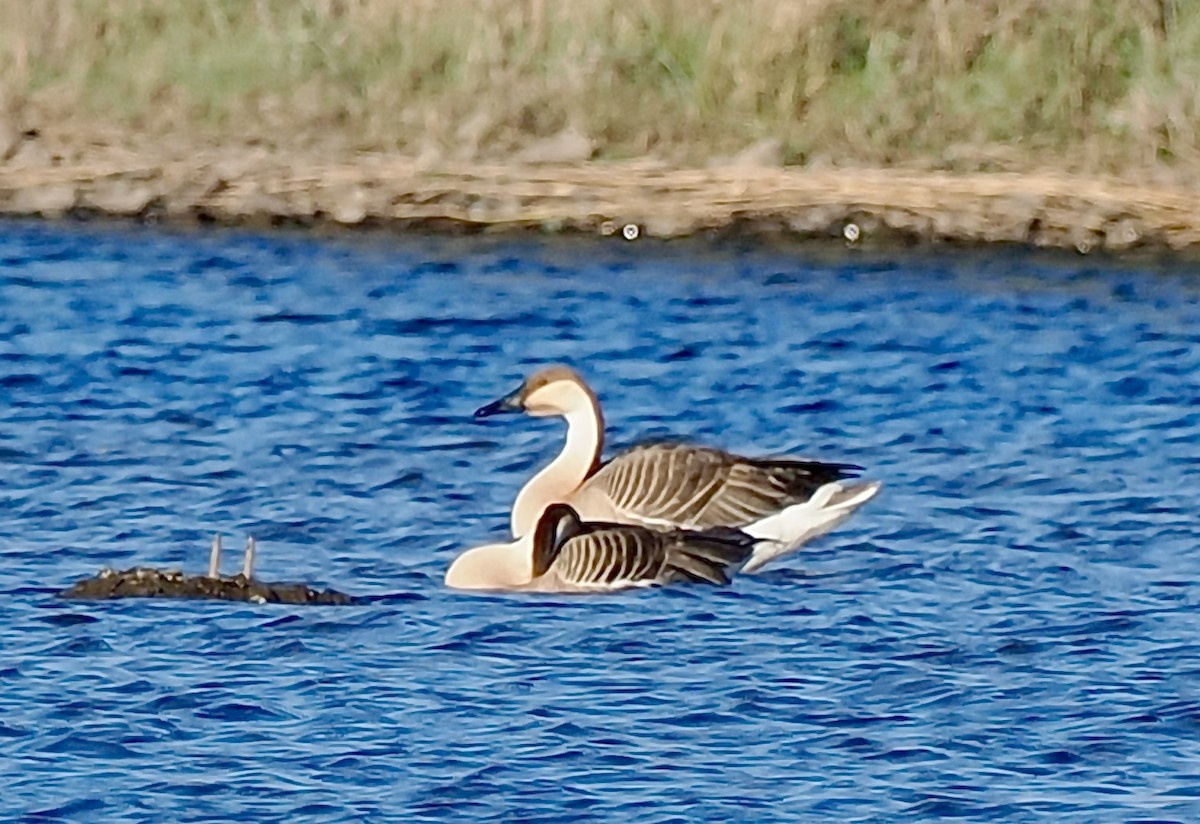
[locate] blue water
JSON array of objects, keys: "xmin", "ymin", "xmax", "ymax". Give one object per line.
[{"xmin": 1, "ymin": 219, "xmax": 1199, "ymax": 822}]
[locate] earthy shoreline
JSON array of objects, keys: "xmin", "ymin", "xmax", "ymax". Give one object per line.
[{"xmin": 2, "ymin": 133, "xmax": 1198, "ymax": 254}]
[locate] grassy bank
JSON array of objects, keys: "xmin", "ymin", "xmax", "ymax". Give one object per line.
[{"xmin": 3, "ymin": 0, "xmax": 1198, "ymax": 172}]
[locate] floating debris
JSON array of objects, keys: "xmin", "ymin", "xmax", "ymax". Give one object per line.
[{"xmin": 59, "ymin": 535, "xmax": 358, "ymax": 606}]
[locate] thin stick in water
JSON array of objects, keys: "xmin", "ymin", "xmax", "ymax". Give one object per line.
[
  {"xmin": 208, "ymin": 534, "xmax": 222, "ymax": 578},
  {"xmin": 242, "ymin": 536, "xmax": 256, "ymax": 579}
]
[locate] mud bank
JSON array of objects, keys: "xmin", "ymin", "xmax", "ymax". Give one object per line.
[
  {"xmin": 57, "ymin": 536, "xmax": 357, "ymax": 605},
  {"xmin": 61, "ymin": 566, "xmax": 359, "ymax": 605},
  {"xmin": 2, "ymin": 133, "xmax": 1197, "ymax": 253}
]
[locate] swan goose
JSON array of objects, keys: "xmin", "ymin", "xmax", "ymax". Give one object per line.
[
  {"xmin": 448, "ymin": 365, "xmax": 880, "ymax": 587},
  {"xmin": 517, "ymin": 503, "xmax": 756, "ymax": 592}
]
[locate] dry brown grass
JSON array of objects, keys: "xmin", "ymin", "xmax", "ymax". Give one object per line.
[{"xmin": 3, "ymin": 0, "xmax": 1199, "ymax": 172}]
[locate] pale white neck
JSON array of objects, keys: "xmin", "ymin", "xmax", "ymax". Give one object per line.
[
  {"xmin": 444, "ymin": 535, "xmax": 533, "ymax": 589},
  {"xmin": 510, "ymin": 386, "xmax": 602, "ymax": 536}
]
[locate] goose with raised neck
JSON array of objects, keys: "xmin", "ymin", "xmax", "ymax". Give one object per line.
[{"xmin": 473, "ymin": 365, "xmax": 604, "ymax": 538}]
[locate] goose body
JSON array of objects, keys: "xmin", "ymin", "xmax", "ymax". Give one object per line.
[
  {"xmin": 448, "ymin": 503, "xmax": 755, "ymax": 592},
  {"xmin": 475, "ymin": 365, "xmax": 881, "ymax": 574}
]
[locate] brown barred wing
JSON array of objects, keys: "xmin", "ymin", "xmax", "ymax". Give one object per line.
[
  {"xmin": 585, "ymin": 443, "xmax": 862, "ymax": 530},
  {"xmin": 550, "ymin": 525, "xmax": 671, "ymax": 589},
  {"xmin": 544, "ymin": 522, "xmax": 756, "ymax": 589}
]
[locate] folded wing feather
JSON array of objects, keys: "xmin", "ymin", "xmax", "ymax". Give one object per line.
[
  {"xmin": 584, "ymin": 443, "xmax": 862, "ymax": 530},
  {"xmin": 539, "ymin": 519, "xmax": 756, "ymax": 589}
]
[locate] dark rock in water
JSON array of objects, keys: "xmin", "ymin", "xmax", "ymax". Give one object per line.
[{"xmin": 60, "ymin": 567, "xmax": 358, "ymax": 606}]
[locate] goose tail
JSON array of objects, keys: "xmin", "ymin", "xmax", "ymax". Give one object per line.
[
  {"xmin": 740, "ymin": 480, "xmax": 882, "ymax": 573},
  {"xmin": 665, "ymin": 529, "xmax": 759, "ymax": 585}
]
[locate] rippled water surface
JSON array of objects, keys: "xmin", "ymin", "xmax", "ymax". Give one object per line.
[{"xmin": 2, "ymin": 219, "xmax": 1200, "ymax": 821}]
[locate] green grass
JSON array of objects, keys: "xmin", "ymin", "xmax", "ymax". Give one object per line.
[{"xmin": 3, "ymin": 0, "xmax": 1197, "ymax": 170}]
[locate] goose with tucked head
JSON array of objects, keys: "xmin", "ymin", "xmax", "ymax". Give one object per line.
[
  {"xmin": 447, "ymin": 503, "xmax": 756, "ymax": 592},
  {"xmin": 474, "ymin": 365, "xmax": 881, "ymax": 574}
]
